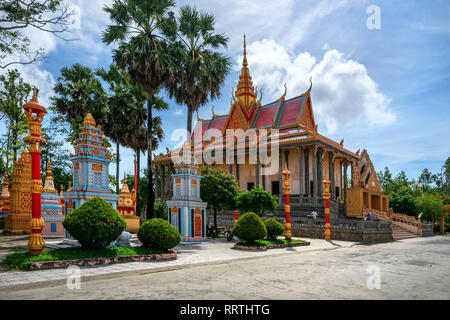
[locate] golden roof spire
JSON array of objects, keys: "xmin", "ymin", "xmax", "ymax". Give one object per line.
[
  {"xmin": 243, "ymin": 34, "xmax": 247, "ymax": 67},
  {"xmin": 46, "ymin": 159, "xmax": 52, "ymax": 177},
  {"xmin": 235, "ymin": 34, "xmax": 256, "ymax": 112}
]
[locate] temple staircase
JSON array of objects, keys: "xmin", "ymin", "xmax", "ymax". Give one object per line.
[{"xmin": 364, "ymin": 208, "xmax": 422, "ymax": 240}]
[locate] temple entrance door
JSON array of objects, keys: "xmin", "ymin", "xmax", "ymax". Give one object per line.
[
  {"xmin": 272, "ymin": 181, "xmax": 279, "ymax": 195},
  {"xmin": 192, "ymin": 208, "xmax": 203, "ymax": 237}
]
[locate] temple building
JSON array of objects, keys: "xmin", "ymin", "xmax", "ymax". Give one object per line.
[
  {"xmin": 4, "ymin": 148, "xmax": 32, "ymax": 234},
  {"xmin": 154, "ymin": 36, "xmax": 388, "ymax": 219},
  {"xmin": 0, "ymin": 173, "xmax": 10, "ymax": 222},
  {"xmin": 63, "ymin": 113, "xmax": 118, "ymax": 214},
  {"xmin": 117, "ymin": 173, "xmax": 140, "ymax": 233},
  {"xmin": 41, "ymin": 160, "xmax": 65, "ymax": 237}
]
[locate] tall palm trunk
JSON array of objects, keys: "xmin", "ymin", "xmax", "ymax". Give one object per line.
[
  {"xmin": 187, "ymin": 106, "xmax": 193, "ymax": 137},
  {"xmin": 146, "ymin": 94, "xmax": 155, "ymax": 220},
  {"xmin": 136, "ymin": 150, "xmax": 141, "ymax": 217},
  {"xmin": 116, "ymin": 142, "xmax": 120, "ymax": 194}
]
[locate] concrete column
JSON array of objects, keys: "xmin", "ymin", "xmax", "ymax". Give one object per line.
[
  {"xmin": 255, "ymin": 155, "xmax": 260, "ymax": 188},
  {"xmin": 155, "ymin": 165, "xmax": 159, "ymax": 199},
  {"xmin": 304, "ymin": 148, "xmax": 309, "ymax": 196},
  {"xmin": 160, "ymin": 164, "xmax": 165, "ymax": 199},
  {"xmin": 318, "ymin": 147, "xmax": 323, "ymax": 197},
  {"xmin": 297, "ymin": 146, "xmax": 303, "ymax": 195},
  {"xmin": 344, "ymin": 162, "xmax": 348, "ymax": 206},
  {"xmin": 278, "ymin": 150, "xmax": 283, "ymax": 197},
  {"xmin": 312, "ymin": 144, "xmax": 318, "ymax": 197},
  {"xmin": 235, "ymin": 153, "xmax": 240, "ymax": 189},
  {"xmin": 329, "ymin": 152, "xmax": 335, "ymax": 200}
]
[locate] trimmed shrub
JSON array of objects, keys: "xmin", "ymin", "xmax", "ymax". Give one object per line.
[
  {"xmin": 232, "ymin": 212, "xmax": 267, "ymax": 243},
  {"xmin": 138, "ymin": 218, "xmax": 181, "ymax": 250},
  {"xmin": 264, "ymin": 218, "xmax": 285, "ymax": 241},
  {"xmin": 154, "ymin": 201, "xmax": 168, "ymax": 220},
  {"xmin": 236, "ymin": 187, "xmax": 278, "ymax": 217},
  {"xmin": 62, "ymin": 197, "xmax": 127, "ymax": 249}
]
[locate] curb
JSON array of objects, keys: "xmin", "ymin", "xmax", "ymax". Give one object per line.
[
  {"xmin": 28, "ymin": 252, "xmax": 177, "ymax": 271},
  {"xmin": 234, "ymin": 241, "xmax": 311, "ymax": 251}
]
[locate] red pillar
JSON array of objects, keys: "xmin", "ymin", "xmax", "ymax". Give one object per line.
[
  {"xmin": 234, "ymin": 210, "xmax": 238, "ymax": 224},
  {"xmin": 323, "ymin": 179, "xmax": 331, "ymax": 241},
  {"xmin": 282, "ymin": 168, "xmax": 291, "ymax": 240},
  {"xmin": 24, "ymin": 89, "xmax": 47, "ymax": 255}
]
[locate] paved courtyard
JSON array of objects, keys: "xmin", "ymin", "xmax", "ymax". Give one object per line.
[{"xmin": 0, "ymin": 235, "xmax": 449, "ymax": 299}]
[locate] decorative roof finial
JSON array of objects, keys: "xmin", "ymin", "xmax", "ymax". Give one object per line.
[
  {"xmin": 32, "ymin": 87, "xmax": 38, "ymax": 102},
  {"xmin": 307, "ymin": 76, "xmax": 313, "ymax": 93},
  {"xmin": 46, "ymin": 159, "xmax": 52, "ymax": 177},
  {"xmin": 212, "ymin": 105, "xmax": 217, "ymax": 117},
  {"xmin": 243, "ymin": 34, "xmax": 247, "ymax": 67}
]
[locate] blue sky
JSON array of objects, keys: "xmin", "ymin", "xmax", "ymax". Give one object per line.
[{"xmin": 3, "ymin": 0, "xmax": 450, "ymax": 181}]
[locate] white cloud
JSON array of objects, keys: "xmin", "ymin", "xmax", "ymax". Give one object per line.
[
  {"xmin": 241, "ymin": 39, "xmax": 396, "ymax": 134},
  {"xmin": 173, "ymin": 109, "xmax": 184, "ymax": 116}
]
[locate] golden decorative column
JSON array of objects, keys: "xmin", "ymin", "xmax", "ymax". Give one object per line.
[
  {"xmin": 282, "ymin": 167, "xmax": 291, "ymax": 240},
  {"xmin": 323, "ymin": 179, "xmax": 331, "ymax": 241},
  {"xmin": 23, "ymin": 89, "xmax": 47, "ymax": 254}
]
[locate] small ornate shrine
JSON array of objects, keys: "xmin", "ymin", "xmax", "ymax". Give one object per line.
[
  {"xmin": 167, "ymin": 154, "xmax": 208, "ymax": 241},
  {"xmin": 41, "ymin": 160, "xmax": 65, "ymax": 237},
  {"xmin": 117, "ymin": 173, "xmax": 140, "ymax": 233}
]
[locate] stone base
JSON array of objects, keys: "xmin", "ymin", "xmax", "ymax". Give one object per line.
[
  {"xmin": 291, "ymin": 229, "xmax": 393, "ymax": 243},
  {"xmin": 181, "ymin": 236, "xmax": 208, "ymax": 242},
  {"xmin": 124, "ymin": 216, "xmax": 140, "ymax": 233},
  {"xmin": 28, "ymin": 252, "xmax": 177, "ymax": 270}
]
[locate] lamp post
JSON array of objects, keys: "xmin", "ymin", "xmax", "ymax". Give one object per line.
[
  {"xmin": 282, "ymin": 167, "xmax": 291, "ymax": 240},
  {"xmin": 323, "ymin": 179, "xmax": 331, "ymax": 241},
  {"xmin": 23, "ymin": 88, "xmax": 47, "ymax": 255}
]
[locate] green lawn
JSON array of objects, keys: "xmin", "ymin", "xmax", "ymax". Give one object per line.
[
  {"xmin": 236, "ymin": 238, "xmax": 306, "ymax": 247},
  {"xmin": 2, "ymin": 246, "xmax": 171, "ymax": 270}
]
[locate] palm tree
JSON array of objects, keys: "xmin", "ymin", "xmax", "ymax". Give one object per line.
[
  {"xmin": 102, "ymin": 0, "xmax": 177, "ymax": 219},
  {"xmin": 168, "ymin": 5, "xmax": 231, "ymax": 135},
  {"xmin": 124, "ymin": 92, "xmax": 167, "ymax": 217},
  {"xmin": 96, "ymin": 65, "xmax": 140, "ymax": 194}
]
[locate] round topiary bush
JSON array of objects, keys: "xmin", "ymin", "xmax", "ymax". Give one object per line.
[
  {"xmin": 232, "ymin": 212, "xmax": 267, "ymax": 243},
  {"xmin": 62, "ymin": 197, "xmax": 127, "ymax": 249},
  {"xmin": 137, "ymin": 218, "xmax": 181, "ymax": 250},
  {"xmin": 264, "ymin": 218, "xmax": 285, "ymax": 241}
]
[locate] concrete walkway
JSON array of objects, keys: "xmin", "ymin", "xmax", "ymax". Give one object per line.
[{"xmin": 0, "ymin": 238, "xmax": 356, "ymax": 289}]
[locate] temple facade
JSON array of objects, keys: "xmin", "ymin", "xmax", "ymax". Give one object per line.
[
  {"xmin": 154, "ymin": 36, "xmax": 387, "ymax": 219},
  {"xmin": 41, "ymin": 160, "xmax": 65, "ymax": 237},
  {"xmin": 63, "ymin": 113, "xmax": 118, "ymax": 214},
  {"xmin": 4, "ymin": 148, "xmax": 32, "ymax": 234}
]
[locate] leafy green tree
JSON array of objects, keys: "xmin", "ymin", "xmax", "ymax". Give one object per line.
[
  {"xmin": 0, "ymin": 0, "xmax": 74, "ymax": 68},
  {"xmin": 418, "ymin": 168, "xmax": 433, "ymax": 194},
  {"xmin": 417, "ymin": 194, "xmax": 445, "ymax": 224},
  {"xmin": 236, "ymin": 187, "xmax": 278, "ymax": 218},
  {"xmin": 389, "ymin": 187, "xmax": 420, "ymax": 217},
  {"xmin": 102, "ymin": 0, "xmax": 178, "ymax": 220},
  {"xmin": 444, "ymin": 157, "xmax": 450, "ymax": 195},
  {"xmin": 50, "ymin": 64, "xmax": 109, "ymax": 143},
  {"xmin": 0, "ymin": 69, "xmax": 31, "ymax": 170},
  {"xmin": 40, "ymin": 127, "xmax": 71, "ymax": 190},
  {"xmin": 167, "ymin": 5, "xmax": 230, "ymax": 135},
  {"xmin": 200, "ymin": 166, "xmax": 239, "ymax": 235}
]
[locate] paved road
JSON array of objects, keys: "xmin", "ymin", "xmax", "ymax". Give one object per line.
[{"xmin": 1, "ymin": 235, "xmax": 449, "ymax": 300}]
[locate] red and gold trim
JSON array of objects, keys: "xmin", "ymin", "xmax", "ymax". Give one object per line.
[
  {"xmin": 323, "ymin": 179, "xmax": 331, "ymax": 241},
  {"xmin": 282, "ymin": 167, "xmax": 292, "ymax": 240}
]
